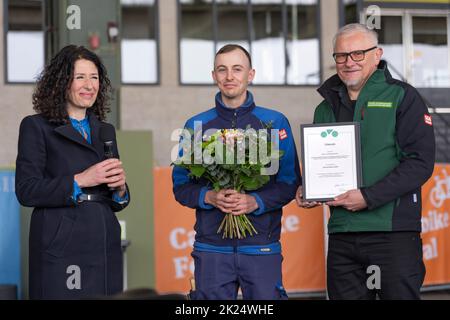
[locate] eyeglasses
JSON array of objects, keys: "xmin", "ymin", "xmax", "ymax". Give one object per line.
[{"xmin": 332, "ymin": 46, "xmax": 377, "ymax": 64}]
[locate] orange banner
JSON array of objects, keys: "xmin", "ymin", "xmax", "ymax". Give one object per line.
[
  {"xmin": 422, "ymin": 163, "xmax": 450, "ymax": 286},
  {"xmin": 154, "ymin": 167, "xmax": 196, "ymax": 293},
  {"xmin": 154, "ymin": 164, "xmax": 450, "ymax": 294},
  {"xmin": 280, "ymin": 202, "xmax": 325, "ymax": 292}
]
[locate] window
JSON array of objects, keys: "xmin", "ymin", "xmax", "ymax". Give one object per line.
[
  {"xmin": 121, "ymin": 0, "xmax": 159, "ymax": 84},
  {"xmin": 412, "ymin": 16, "xmax": 448, "ymax": 87},
  {"xmin": 340, "ymin": 0, "xmax": 358, "ymax": 26},
  {"xmin": 178, "ymin": 0, "xmax": 321, "ymax": 85},
  {"xmin": 377, "ymin": 15, "xmax": 404, "ymax": 81},
  {"xmin": 179, "ymin": 0, "xmax": 214, "ymax": 84},
  {"xmin": 368, "ymin": 11, "xmax": 450, "ymax": 88},
  {"xmin": 217, "ymin": 0, "xmax": 249, "ymax": 51},
  {"xmin": 251, "ymin": 0, "xmax": 283, "ymax": 84},
  {"xmin": 286, "ymin": 0, "xmax": 320, "ymax": 85},
  {"xmin": 5, "ymin": 0, "xmax": 44, "ymax": 83}
]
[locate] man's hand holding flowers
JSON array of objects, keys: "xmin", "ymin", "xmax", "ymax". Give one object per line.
[{"xmin": 205, "ymin": 190, "xmax": 258, "ymax": 215}]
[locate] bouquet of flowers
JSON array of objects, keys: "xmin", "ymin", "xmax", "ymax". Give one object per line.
[{"xmin": 173, "ymin": 123, "xmax": 282, "ymax": 239}]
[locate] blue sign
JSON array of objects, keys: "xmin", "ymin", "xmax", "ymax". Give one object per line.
[{"xmin": 0, "ymin": 170, "xmax": 20, "ymax": 299}]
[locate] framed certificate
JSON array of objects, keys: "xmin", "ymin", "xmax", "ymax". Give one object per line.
[{"xmin": 300, "ymin": 122, "xmax": 363, "ymax": 202}]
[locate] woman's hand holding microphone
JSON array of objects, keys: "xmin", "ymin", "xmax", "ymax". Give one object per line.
[{"xmin": 74, "ymin": 158, "xmax": 127, "ymax": 197}]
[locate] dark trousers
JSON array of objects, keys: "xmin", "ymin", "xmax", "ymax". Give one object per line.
[
  {"xmin": 327, "ymin": 232, "xmax": 425, "ymax": 300},
  {"xmin": 190, "ymin": 251, "xmax": 287, "ymax": 300}
]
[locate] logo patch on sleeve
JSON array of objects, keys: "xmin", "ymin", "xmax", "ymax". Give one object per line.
[
  {"xmin": 279, "ymin": 129, "xmax": 288, "ymax": 140},
  {"xmin": 424, "ymin": 114, "xmax": 433, "ymax": 126}
]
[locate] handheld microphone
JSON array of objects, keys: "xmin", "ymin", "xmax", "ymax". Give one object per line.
[
  {"xmin": 100, "ymin": 126, "xmax": 117, "ymax": 191},
  {"xmin": 103, "ymin": 141, "xmax": 114, "ymax": 159}
]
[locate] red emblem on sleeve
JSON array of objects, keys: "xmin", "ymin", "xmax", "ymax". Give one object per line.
[
  {"xmin": 279, "ymin": 129, "xmax": 288, "ymax": 140},
  {"xmin": 424, "ymin": 114, "xmax": 433, "ymax": 126}
]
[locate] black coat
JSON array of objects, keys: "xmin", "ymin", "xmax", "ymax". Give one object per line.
[{"xmin": 15, "ymin": 113, "xmax": 130, "ymax": 299}]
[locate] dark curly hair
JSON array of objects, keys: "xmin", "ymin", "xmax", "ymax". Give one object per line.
[{"xmin": 32, "ymin": 45, "xmax": 112, "ymax": 124}]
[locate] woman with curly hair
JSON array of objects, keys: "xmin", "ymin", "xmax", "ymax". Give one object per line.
[{"xmin": 15, "ymin": 45, "xmax": 130, "ymax": 299}]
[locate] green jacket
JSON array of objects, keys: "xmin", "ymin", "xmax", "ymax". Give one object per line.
[{"xmin": 314, "ymin": 61, "xmax": 435, "ymax": 233}]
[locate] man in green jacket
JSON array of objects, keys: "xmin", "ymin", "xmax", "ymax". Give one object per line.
[{"xmin": 296, "ymin": 23, "xmax": 435, "ymax": 299}]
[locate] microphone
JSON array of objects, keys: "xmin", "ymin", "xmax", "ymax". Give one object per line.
[
  {"xmin": 103, "ymin": 141, "xmax": 114, "ymax": 159},
  {"xmin": 100, "ymin": 126, "xmax": 117, "ymax": 191},
  {"xmin": 100, "ymin": 125, "xmax": 116, "ymax": 159}
]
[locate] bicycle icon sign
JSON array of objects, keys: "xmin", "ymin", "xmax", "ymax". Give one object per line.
[{"xmin": 430, "ymin": 168, "xmax": 450, "ymax": 208}]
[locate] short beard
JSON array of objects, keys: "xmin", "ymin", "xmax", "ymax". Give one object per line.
[{"xmin": 341, "ymin": 78, "xmax": 362, "ymax": 88}]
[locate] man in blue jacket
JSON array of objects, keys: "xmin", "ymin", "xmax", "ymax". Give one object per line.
[{"xmin": 172, "ymin": 44, "xmax": 301, "ymax": 300}]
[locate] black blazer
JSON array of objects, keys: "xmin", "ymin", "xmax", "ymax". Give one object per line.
[{"xmin": 16, "ymin": 112, "xmax": 130, "ymax": 299}]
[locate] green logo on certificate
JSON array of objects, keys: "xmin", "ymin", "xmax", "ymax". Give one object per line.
[{"xmin": 321, "ymin": 129, "xmax": 338, "ymax": 138}]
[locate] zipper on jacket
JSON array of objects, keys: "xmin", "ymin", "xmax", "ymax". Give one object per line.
[
  {"xmin": 268, "ymin": 213, "xmax": 273, "ymax": 239},
  {"xmin": 231, "ymin": 112, "xmax": 237, "ymax": 128}
]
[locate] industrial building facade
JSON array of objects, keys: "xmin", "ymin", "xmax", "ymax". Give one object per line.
[{"xmin": 1, "ymin": 0, "xmax": 449, "ymax": 167}]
